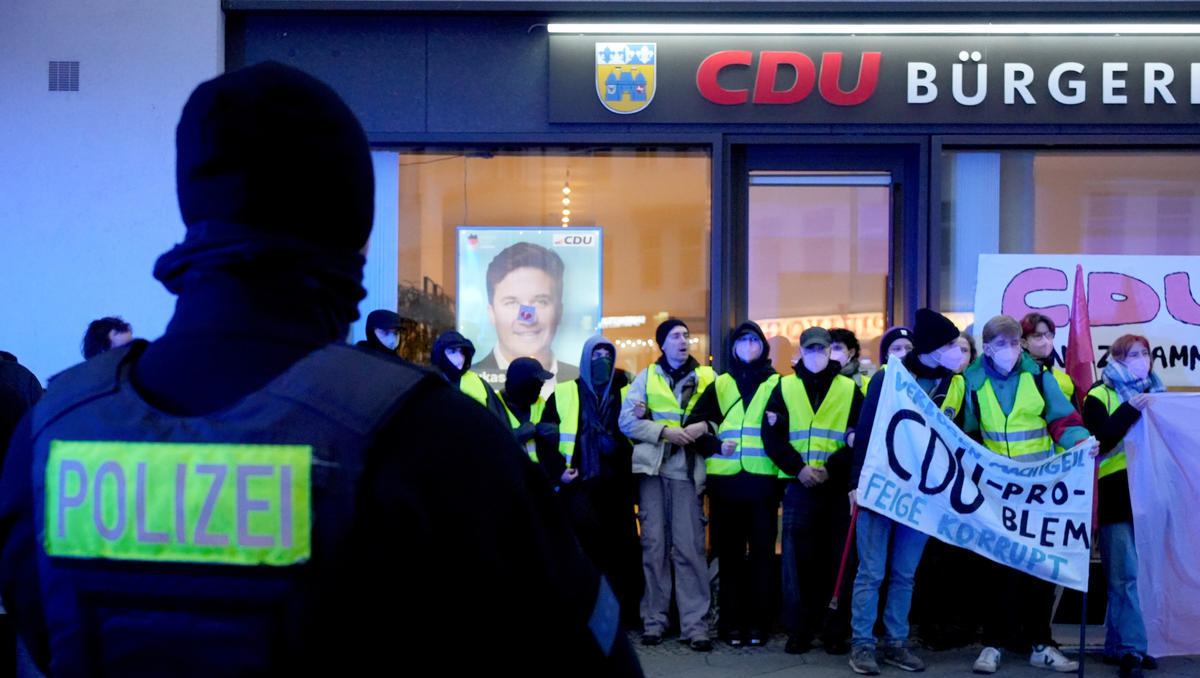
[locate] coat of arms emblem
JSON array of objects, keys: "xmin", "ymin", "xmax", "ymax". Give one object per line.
[{"xmin": 595, "ymin": 43, "xmax": 656, "ymax": 114}]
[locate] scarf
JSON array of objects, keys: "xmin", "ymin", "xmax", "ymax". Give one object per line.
[{"xmin": 1102, "ymin": 358, "xmax": 1165, "ymax": 403}]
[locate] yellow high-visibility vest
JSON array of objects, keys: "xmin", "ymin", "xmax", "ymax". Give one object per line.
[
  {"xmin": 499, "ymin": 393, "xmax": 545, "ymax": 462},
  {"xmin": 976, "ymin": 372, "xmax": 1054, "ymax": 462},
  {"xmin": 710, "ymin": 373, "xmax": 782, "ymax": 477},
  {"xmin": 776, "ymin": 374, "xmax": 854, "ymax": 477}
]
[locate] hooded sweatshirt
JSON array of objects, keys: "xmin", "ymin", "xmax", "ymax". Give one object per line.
[
  {"xmin": 431, "ymin": 330, "xmax": 476, "ymax": 383},
  {"xmin": 685, "ymin": 322, "xmax": 779, "ymax": 499},
  {"xmin": 542, "ymin": 335, "xmax": 630, "ymax": 484}
]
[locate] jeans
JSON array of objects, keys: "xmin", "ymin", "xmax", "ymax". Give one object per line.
[
  {"xmin": 850, "ymin": 508, "xmax": 929, "ymax": 648},
  {"xmin": 1100, "ymin": 520, "xmax": 1148, "ymax": 659}
]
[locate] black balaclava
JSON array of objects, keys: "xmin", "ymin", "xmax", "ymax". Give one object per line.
[
  {"xmin": 431, "ymin": 330, "xmax": 476, "ymax": 383},
  {"xmin": 131, "ymin": 62, "xmax": 375, "ymax": 417},
  {"xmin": 153, "ymin": 61, "xmax": 373, "ymax": 343},
  {"xmin": 505, "ymin": 357, "xmax": 551, "ymax": 409},
  {"xmin": 727, "ymin": 321, "xmax": 776, "ymax": 405}
]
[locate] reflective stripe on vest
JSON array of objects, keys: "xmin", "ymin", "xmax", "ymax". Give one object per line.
[
  {"xmin": 1088, "ymin": 384, "xmax": 1128, "ymax": 479},
  {"xmin": 710, "ymin": 373, "xmax": 781, "ymax": 477},
  {"xmin": 776, "ymin": 374, "xmax": 854, "ymax": 476},
  {"xmin": 644, "ymin": 365, "xmax": 715, "ymax": 427},
  {"xmin": 976, "ymin": 372, "xmax": 1054, "ymax": 461},
  {"xmin": 554, "ymin": 381, "xmax": 580, "ymax": 468},
  {"xmin": 500, "ymin": 393, "xmax": 545, "ymax": 462},
  {"xmin": 459, "ymin": 371, "xmax": 489, "ymax": 407}
]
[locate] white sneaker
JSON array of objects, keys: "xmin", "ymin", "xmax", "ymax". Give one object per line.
[
  {"xmin": 1030, "ymin": 645, "xmax": 1079, "ymax": 672},
  {"xmin": 974, "ymin": 647, "xmax": 1001, "ymax": 674}
]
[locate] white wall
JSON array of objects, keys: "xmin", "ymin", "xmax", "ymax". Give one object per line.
[{"xmin": 0, "ymin": 1, "xmax": 223, "ymax": 384}]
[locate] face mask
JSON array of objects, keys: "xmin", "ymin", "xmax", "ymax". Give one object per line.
[
  {"xmin": 590, "ymin": 356, "xmax": 614, "ymax": 385},
  {"xmin": 802, "ymin": 352, "xmax": 829, "ymax": 374},
  {"xmin": 937, "ymin": 346, "xmax": 964, "ymax": 372},
  {"xmin": 830, "ymin": 348, "xmax": 848, "ymax": 365},
  {"xmin": 1125, "ymin": 356, "xmax": 1151, "ymax": 380},
  {"xmin": 375, "ymin": 329, "xmax": 399, "ymax": 351},
  {"xmin": 734, "ymin": 336, "xmax": 762, "ymax": 363},
  {"xmin": 445, "ymin": 349, "xmax": 466, "ymax": 370},
  {"xmin": 989, "ymin": 346, "xmax": 1019, "ymax": 374}
]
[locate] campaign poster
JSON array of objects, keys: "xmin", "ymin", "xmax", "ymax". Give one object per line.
[
  {"xmin": 457, "ymin": 227, "xmax": 602, "ymax": 399},
  {"xmin": 974, "ymin": 255, "xmax": 1200, "ymax": 387}
]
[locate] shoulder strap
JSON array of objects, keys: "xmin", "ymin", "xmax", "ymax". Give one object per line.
[{"xmin": 32, "ymin": 341, "xmax": 141, "ymax": 436}]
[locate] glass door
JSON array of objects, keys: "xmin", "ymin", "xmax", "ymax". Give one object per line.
[{"xmin": 747, "ymin": 171, "xmax": 893, "ymax": 373}]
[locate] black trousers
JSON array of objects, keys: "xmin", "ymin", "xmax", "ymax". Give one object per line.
[
  {"xmin": 979, "ymin": 554, "xmax": 1058, "ymax": 652},
  {"xmin": 781, "ymin": 481, "xmax": 854, "ymax": 644},
  {"xmin": 709, "ymin": 492, "xmax": 779, "ymax": 637},
  {"xmin": 562, "ymin": 475, "xmax": 645, "ymax": 624}
]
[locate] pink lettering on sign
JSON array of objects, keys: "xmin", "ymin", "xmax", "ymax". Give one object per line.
[
  {"xmin": 1087, "ymin": 272, "xmax": 1160, "ymax": 326},
  {"xmin": 1164, "ymin": 272, "xmax": 1200, "ymax": 326},
  {"xmin": 1001, "ymin": 267, "xmax": 1069, "ymax": 327}
]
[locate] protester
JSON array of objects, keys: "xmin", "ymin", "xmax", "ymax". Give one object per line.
[
  {"xmin": 962, "ymin": 314, "xmax": 1099, "ymax": 674},
  {"xmin": 431, "ymin": 328, "xmax": 507, "ymax": 422},
  {"xmin": 847, "ymin": 309, "xmax": 965, "ymax": 675},
  {"xmin": 1021, "ymin": 312, "xmax": 1076, "ymax": 404},
  {"xmin": 498, "ymin": 356, "xmax": 557, "ymax": 473},
  {"xmin": 356, "ymin": 308, "xmax": 405, "ymax": 358},
  {"xmin": 764, "ymin": 327, "xmax": 863, "ymax": 655},
  {"xmin": 0, "ymin": 62, "xmax": 641, "ymax": 677},
  {"xmin": 80, "ymin": 316, "xmax": 133, "ymax": 359},
  {"xmin": 544, "ymin": 335, "xmax": 642, "ymax": 630},
  {"xmin": 830, "ymin": 328, "xmax": 866, "ymax": 390},
  {"xmin": 619, "ymin": 319, "xmax": 714, "ymax": 651},
  {"xmin": 860, "ymin": 326, "xmax": 913, "ymax": 395},
  {"xmin": 955, "ymin": 331, "xmax": 977, "ymax": 375},
  {"xmin": 1083, "ymin": 334, "xmax": 1163, "ymax": 678},
  {"xmin": 686, "ymin": 321, "xmax": 780, "ymax": 648}
]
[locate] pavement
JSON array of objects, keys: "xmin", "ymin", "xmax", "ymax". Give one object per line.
[{"xmin": 633, "ymin": 626, "xmax": 1200, "ymax": 678}]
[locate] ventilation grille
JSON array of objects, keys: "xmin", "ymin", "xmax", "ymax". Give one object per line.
[{"xmin": 49, "ymin": 61, "xmax": 79, "ymax": 91}]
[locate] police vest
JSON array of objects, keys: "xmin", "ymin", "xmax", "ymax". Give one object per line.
[
  {"xmin": 460, "ymin": 371, "xmax": 490, "ymax": 407},
  {"xmin": 27, "ymin": 341, "xmax": 428, "ymax": 677},
  {"xmin": 974, "ymin": 371, "xmax": 1055, "ymax": 462},
  {"xmin": 644, "ymin": 364, "xmax": 715, "ymax": 428},
  {"xmin": 499, "ymin": 393, "xmax": 546, "ymax": 462},
  {"xmin": 776, "ymin": 374, "xmax": 854, "ymax": 477},
  {"xmin": 1087, "ymin": 383, "xmax": 1128, "ymax": 479},
  {"xmin": 710, "ymin": 373, "xmax": 782, "ymax": 477}
]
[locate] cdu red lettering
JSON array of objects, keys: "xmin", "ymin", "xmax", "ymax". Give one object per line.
[
  {"xmin": 697, "ymin": 51, "xmax": 752, "ymax": 105},
  {"xmin": 1001, "ymin": 267, "xmax": 1070, "ymax": 328},
  {"xmin": 818, "ymin": 52, "xmax": 882, "ymax": 106},
  {"xmin": 752, "ymin": 51, "xmax": 816, "ymax": 104},
  {"xmin": 1164, "ymin": 272, "xmax": 1200, "ymax": 325},
  {"xmin": 1088, "ymin": 272, "xmax": 1160, "ymax": 326}
]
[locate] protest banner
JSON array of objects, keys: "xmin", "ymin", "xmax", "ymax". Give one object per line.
[
  {"xmin": 973, "ymin": 255, "xmax": 1200, "ymax": 387},
  {"xmin": 858, "ymin": 358, "xmax": 1095, "ymax": 591},
  {"xmin": 1124, "ymin": 393, "xmax": 1200, "ymax": 657}
]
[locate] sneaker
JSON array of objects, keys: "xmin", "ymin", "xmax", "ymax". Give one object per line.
[
  {"xmin": 974, "ymin": 647, "xmax": 1001, "ymax": 674},
  {"xmin": 1030, "ymin": 644, "xmax": 1079, "ymax": 672},
  {"xmin": 1119, "ymin": 654, "xmax": 1145, "ymax": 678},
  {"xmin": 849, "ymin": 646, "xmax": 881, "ymax": 675},
  {"xmin": 883, "ymin": 645, "xmax": 926, "ymax": 672},
  {"xmin": 640, "ymin": 632, "xmax": 662, "ymax": 646},
  {"xmin": 689, "ymin": 638, "xmax": 713, "ymax": 652}
]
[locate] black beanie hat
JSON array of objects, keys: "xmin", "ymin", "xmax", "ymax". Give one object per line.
[
  {"xmin": 175, "ymin": 61, "xmax": 374, "ymax": 250},
  {"xmin": 913, "ymin": 308, "xmax": 961, "ymax": 355},
  {"xmin": 656, "ymin": 318, "xmax": 688, "ymax": 349},
  {"xmin": 879, "ymin": 326, "xmax": 913, "ymax": 359}
]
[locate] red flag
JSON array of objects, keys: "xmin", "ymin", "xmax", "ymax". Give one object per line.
[{"xmin": 1065, "ymin": 264, "xmax": 1096, "ymax": 408}]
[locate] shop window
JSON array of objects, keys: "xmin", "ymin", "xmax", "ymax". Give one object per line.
[
  {"xmin": 940, "ymin": 151, "xmax": 1200, "ymax": 326},
  {"xmin": 380, "ymin": 147, "xmax": 710, "ymax": 396},
  {"xmin": 747, "ymin": 172, "xmax": 891, "ymax": 374}
]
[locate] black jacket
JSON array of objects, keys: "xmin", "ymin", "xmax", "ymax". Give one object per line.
[{"xmin": 1082, "ymin": 385, "xmax": 1143, "ymax": 526}]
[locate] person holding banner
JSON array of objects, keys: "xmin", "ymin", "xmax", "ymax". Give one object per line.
[
  {"xmin": 762, "ymin": 327, "xmax": 864, "ymax": 656},
  {"xmin": 1083, "ymin": 334, "xmax": 1163, "ymax": 678},
  {"xmin": 619, "ymin": 319, "xmax": 715, "ymax": 651},
  {"xmin": 683, "ymin": 321, "xmax": 780, "ymax": 648},
  {"xmin": 1021, "ymin": 313, "xmax": 1076, "ymax": 406},
  {"xmin": 962, "ymin": 314, "xmax": 1097, "ymax": 674},
  {"xmin": 847, "ymin": 309, "xmax": 965, "ymax": 675}
]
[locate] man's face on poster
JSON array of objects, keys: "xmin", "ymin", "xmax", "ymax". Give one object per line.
[{"xmin": 487, "ymin": 266, "xmax": 561, "ymax": 363}]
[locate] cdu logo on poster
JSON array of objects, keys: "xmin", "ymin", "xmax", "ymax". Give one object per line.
[{"xmin": 596, "ymin": 43, "xmax": 656, "ymax": 114}]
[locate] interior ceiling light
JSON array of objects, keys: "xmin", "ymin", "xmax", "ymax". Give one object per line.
[{"xmin": 548, "ymin": 23, "xmax": 1200, "ymax": 36}]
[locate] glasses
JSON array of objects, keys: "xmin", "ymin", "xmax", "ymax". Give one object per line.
[{"xmin": 1026, "ymin": 331, "xmax": 1054, "ymax": 341}]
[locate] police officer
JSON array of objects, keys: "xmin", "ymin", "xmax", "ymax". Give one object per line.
[
  {"xmin": 763, "ymin": 326, "xmax": 864, "ymax": 655},
  {"xmin": 0, "ymin": 62, "xmax": 640, "ymax": 678}
]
